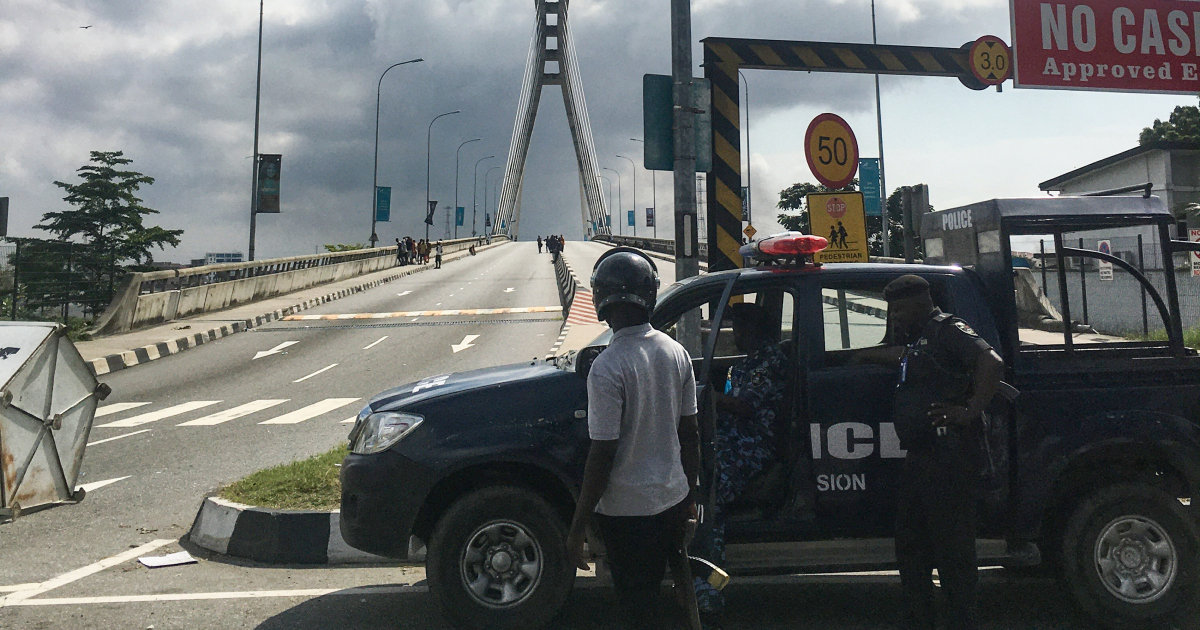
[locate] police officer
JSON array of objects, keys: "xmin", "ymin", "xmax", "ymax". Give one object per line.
[
  {"xmin": 566, "ymin": 248, "xmax": 701, "ymax": 629},
  {"xmin": 691, "ymin": 302, "xmax": 787, "ymax": 617},
  {"xmin": 877, "ymin": 275, "xmax": 1003, "ymax": 630}
]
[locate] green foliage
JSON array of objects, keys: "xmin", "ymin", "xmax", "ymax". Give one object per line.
[
  {"xmin": 1140, "ymin": 102, "xmax": 1200, "ymax": 144},
  {"xmin": 323, "ymin": 243, "xmax": 367, "ymax": 252},
  {"xmin": 38, "ymin": 151, "xmax": 182, "ymax": 266},
  {"xmin": 219, "ymin": 444, "xmax": 348, "ymax": 510}
]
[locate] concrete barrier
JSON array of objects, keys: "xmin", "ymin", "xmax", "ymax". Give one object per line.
[
  {"xmin": 93, "ymin": 236, "xmax": 504, "ymax": 336},
  {"xmin": 593, "ymin": 234, "xmax": 709, "ymax": 259}
]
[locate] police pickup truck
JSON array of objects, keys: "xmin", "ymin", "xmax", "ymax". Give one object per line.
[{"xmin": 340, "ymin": 195, "xmax": 1200, "ymax": 630}]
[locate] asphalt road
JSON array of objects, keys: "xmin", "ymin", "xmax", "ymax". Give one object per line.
[{"xmin": 0, "ymin": 240, "xmax": 1098, "ymax": 628}]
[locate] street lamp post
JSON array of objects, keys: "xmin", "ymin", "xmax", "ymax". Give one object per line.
[
  {"xmin": 248, "ymin": 0, "xmax": 264, "ymax": 261},
  {"xmin": 426, "ymin": 110, "xmax": 461, "ymax": 242},
  {"xmin": 630, "ymin": 138, "xmax": 656, "ymax": 239},
  {"xmin": 602, "ymin": 167, "xmax": 622, "ymax": 237},
  {"xmin": 472, "ymin": 155, "xmax": 495, "ymax": 240},
  {"xmin": 616, "ymin": 154, "xmax": 637, "ymax": 238},
  {"xmin": 739, "ymin": 70, "xmax": 752, "ymax": 227},
  {"xmin": 370, "ymin": 57, "xmax": 424, "ymax": 248},
  {"xmin": 481, "ymin": 166, "xmax": 502, "ymax": 237},
  {"xmin": 599, "ymin": 176, "xmax": 614, "ymax": 232},
  {"xmin": 872, "ymin": 0, "xmax": 890, "ymax": 257},
  {"xmin": 454, "ymin": 138, "xmax": 482, "ymax": 240}
]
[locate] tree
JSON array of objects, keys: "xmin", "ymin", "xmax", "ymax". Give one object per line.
[
  {"xmin": 324, "ymin": 243, "xmax": 366, "ymax": 252},
  {"xmin": 1140, "ymin": 102, "xmax": 1200, "ymax": 144},
  {"xmin": 37, "ymin": 151, "xmax": 182, "ymax": 266}
]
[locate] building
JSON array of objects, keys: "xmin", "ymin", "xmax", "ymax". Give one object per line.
[{"xmin": 201, "ymin": 252, "xmax": 243, "ymax": 266}]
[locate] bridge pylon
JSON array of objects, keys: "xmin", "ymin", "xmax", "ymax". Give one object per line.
[{"xmin": 493, "ymin": 0, "xmax": 610, "ymax": 240}]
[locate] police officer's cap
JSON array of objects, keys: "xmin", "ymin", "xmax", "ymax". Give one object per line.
[
  {"xmin": 591, "ymin": 247, "xmax": 660, "ymax": 321},
  {"xmin": 728, "ymin": 302, "xmax": 771, "ymax": 335},
  {"xmin": 883, "ymin": 275, "xmax": 931, "ymax": 302}
]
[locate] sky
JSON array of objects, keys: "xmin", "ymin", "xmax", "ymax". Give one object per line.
[{"xmin": 1, "ymin": 0, "xmax": 1196, "ymax": 263}]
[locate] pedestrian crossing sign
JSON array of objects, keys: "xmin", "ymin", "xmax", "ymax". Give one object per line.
[{"xmin": 807, "ymin": 192, "xmax": 868, "ymax": 264}]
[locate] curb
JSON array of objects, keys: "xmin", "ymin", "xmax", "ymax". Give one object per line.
[
  {"xmin": 189, "ymin": 496, "xmax": 392, "ymax": 565},
  {"xmin": 86, "ymin": 241, "xmax": 508, "ymax": 377}
]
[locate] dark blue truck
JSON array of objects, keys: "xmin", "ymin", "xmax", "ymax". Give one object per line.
[{"xmin": 340, "ymin": 196, "xmax": 1200, "ymax": 630}]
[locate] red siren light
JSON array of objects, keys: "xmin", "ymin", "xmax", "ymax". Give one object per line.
[{"xmin": 759, "ymin": 233, "xmax": 828, "ymax": 257}]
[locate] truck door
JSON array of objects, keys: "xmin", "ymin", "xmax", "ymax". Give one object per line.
[{"xmin": 804, "ymin": 277, "xmax": 906, "ymax": 538}]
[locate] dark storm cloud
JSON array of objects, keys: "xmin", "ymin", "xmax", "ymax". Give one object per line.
[{"xmin": 0, "ymin": 0, "xmax": 1005, "ymax": 260}]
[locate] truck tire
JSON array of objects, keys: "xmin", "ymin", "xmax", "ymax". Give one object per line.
[
  {"xmin": 1061, "ymin": 483, "xmax": 1200, "ymax": 630},
  {"xmin": 427, "ymin": 485, "xmax": 574, "ymax": 630}
]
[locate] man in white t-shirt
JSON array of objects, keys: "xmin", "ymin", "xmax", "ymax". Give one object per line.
[{"xmin": 566, "ymin": 248, "xmax": 701, "ymax": 628}]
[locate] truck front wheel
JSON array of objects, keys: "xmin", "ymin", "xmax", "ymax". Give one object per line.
[
  {"xmin": 427, "ymin": 485, "xmax": 575, "ymax": 630},
  {"xmin": 1061, "ymin": 483, "xmax": 1200, "ymax": 629}
]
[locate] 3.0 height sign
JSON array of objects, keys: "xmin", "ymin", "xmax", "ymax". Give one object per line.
[{"xmin": 1012, "ymin": 0, "xmax": 1200, "ymax": 93}]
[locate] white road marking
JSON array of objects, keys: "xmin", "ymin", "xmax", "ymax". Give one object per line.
[
  {"xmin": 1, "ymin": 539, "xmax": 173, "ymax": 605},
  {"xmin": 504, "ymin": 287, "xmax": 515, "ymax": 292},
  {"xmin": 253, "ymin": 341, "xmax": 298, "ymax": 360},
  {"xmin": 0, "ymin": 584, "xmax": 39, "ymax": 593},
  {"xmin": 398, "ymin": 291, "xmax": 412, "ymax": 297},
  {"xmin": 293, "ymin": 364, "xmax": 338, "ymax": 383},
  {"xmin": 86, "ymin": 430, "xmax": 150, "ymax": 446},
  {"xmin": 95, "ymin": 402, "xmax": 150, "ymax": 417},
  {"xmin": 362, "ymin": 336, "xmax": 388, "ymax": 350},
  {"xmin": 97, "ymin": 401, "xmax": 222, "ymax": 428},
  {"xmin": 259, "ymin": 398, "xmax": 360, "ymax": 425},
  {"xmin": 76, "ymin": 476, "xmax": 130, "ymax": 493},
  {"xmin": 177, "ymin": 400, "xmax": 288, "ymax": 426},
  {"xmin": 435, "ymin": 302, "xmax": 442, "ymax": 306},
  {"xmin": 340, "ymin": 416, "xmax": 356, "ymax": 424},
  {"xmin": 451, "ymin": 334, "xmax": 480, "ymax": 353},
  {"xmin": 6, "ymin": 584, "xmax": 427, "ymax": 606}
]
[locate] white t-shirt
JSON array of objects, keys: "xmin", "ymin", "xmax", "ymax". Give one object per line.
[{"xmin": 587, "ymin": 323, "xmax": 698, "ymax": 517}]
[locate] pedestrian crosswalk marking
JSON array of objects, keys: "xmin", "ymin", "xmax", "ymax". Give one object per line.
[
  {"xmin": 282, "ymin": 306, "xmax": 562, "ymax": 321},
  {"xmin": 177, "ymin": 399, "xmax": 289, "ymax": 426},
  {"xmin": 95, "ymin": 402, "xmax": 151, "ymax": 418},
  {"xmin": 259, "ymin": 398, "xmax": 360, "ymax": 425},
  {"xmin": 97, "ymin": 401, "xmax": 222, "ymax": 428}
]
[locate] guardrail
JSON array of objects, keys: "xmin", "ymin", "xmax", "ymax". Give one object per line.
[
  {"xmin": 553, "ymin": 251, "xmax": 577, "ymax": 313},
  {"xmin": 93, "ymin": 236, "xmax": 503, "ymax": 336},
  {"xmin": 591, "ymin": 235, "xmax": 709, "ymax": 260}
]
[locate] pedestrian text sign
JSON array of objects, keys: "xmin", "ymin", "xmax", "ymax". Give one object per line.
[
  {"xmin": 859, "ymin": 158, "xmax": 882, "ymax": 217},
  {"xmin": 804, "ymin": 114, "xmax": 859, "ymax": 189},
  {"xmin": 1191, "ymin": 229, "xmax": 1200, "ymax": 277},
  {"xmin": 256, "ymin": 154, "xmax": 282, "ymax": 213},
  {"xmin": 455, "ymin": 207, "xmax": 465, "ymax": 227},
  {"xmin": 970, "ymin": 35, "xmax": 1012, "ymax": 86},
  {"xmin": 375, "ymin": 187, "xmax": 391, "ymax": 223},
  {"xmin": 808, "ymin": 192, "xmax": 868, "ymax": 263},
  {"xmin": 1011, "ymin": 0, "xmax": 1200, "ymax": 94},
  {"xmin": 1097, "ymin": 239, "xmax": 1114, "ymax": 281}
]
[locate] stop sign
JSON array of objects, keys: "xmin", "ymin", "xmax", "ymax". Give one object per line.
[{"xmin": 825, "ymin": 196, "xmax": 847, "ymax": 219}]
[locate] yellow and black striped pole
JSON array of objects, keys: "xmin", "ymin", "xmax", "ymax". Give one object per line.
[{"xmin": 701, "ymin": 36, "xmax": 985, "ymax": 271}]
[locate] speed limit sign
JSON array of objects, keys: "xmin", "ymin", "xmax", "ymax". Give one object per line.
[{"xmin": 804, "ymin": 113, "xmax": 859, "ymax": 189}]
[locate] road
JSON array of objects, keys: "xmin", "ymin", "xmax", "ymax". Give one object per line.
[{"xmin": 0, "ymin": 240, "xmax": 1094, "ymax": 628}]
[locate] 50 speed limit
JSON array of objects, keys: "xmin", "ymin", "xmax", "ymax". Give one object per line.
[{"xmin": 805, "ymin": 113, "xmax": 859, "ymax": 189}]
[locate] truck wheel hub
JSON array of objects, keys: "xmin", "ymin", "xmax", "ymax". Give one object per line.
[
  {"xmin": 460, "ymin": 520, "xmax": 543, "ymax": 608},
  {"xmin": 1094, "ymin": 514, "xmax": 1177, "ymax": 604}
]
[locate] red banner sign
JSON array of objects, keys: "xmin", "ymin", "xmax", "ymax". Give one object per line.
[{"xmin": 1011, "ymin": 0, "xmax": 1200, "ymax": 93}]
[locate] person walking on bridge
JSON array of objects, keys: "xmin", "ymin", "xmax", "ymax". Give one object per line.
[
  {"xmin": 538, "ymin": 235, "xmax": 544, "ymax": 253},
  {"xmin": 567, "ymin": 248, "xmax": 701, "ymax": 629},
  {"xmin": 434, "ymin": 240, "xmax": 444, "ymax": 269}
]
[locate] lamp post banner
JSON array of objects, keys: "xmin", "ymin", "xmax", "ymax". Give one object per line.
[
  {"xmin": 628, "ymin": 210, "xmax": 636, "ymax": 227},
  {"xmin": 375, "ymin": 187, "xmax": 391, "ymax": 222},
  {"xmin": 256, "ymin": 154, "xmax": 282, "ymax": 213},
  {"xmin": 456, "ymin": 207, "xmax": 465, "ymax": 226},
  {"xmin": 1012, "ymin": 0, "xmax": 1200, "ymax": 93}
]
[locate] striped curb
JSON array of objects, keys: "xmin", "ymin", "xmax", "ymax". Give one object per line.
[
  {"xmin": 86, "ymin": 242, "xmax": 509, "ymax": 377},
  {"xmin": 821, "ymin": 294, "xmax": 888, "ymax": 320},
  {"xmin": 189, "ymin": 496, "xmax": 391, "ymax": 565}
]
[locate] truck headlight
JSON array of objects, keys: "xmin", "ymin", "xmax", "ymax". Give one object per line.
[{"xmin": 351, "ymin": 412, "xmax": 424, "ymax": 455}]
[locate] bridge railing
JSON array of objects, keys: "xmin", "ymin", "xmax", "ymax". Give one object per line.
[
  {"xmin": 93, "ymin": 236, "xmax": 504, "ymax": 336},
  {"xmin": 591, "ymin": 235, "xmax": 708, "ymax": 260}
]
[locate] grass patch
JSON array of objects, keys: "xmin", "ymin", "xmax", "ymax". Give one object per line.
[
  {"xmin": 219, "ymin": 444, "xmax": 347, "ymax": 510},
  {"xmin": 1129, "ymin": 327, "xmax": 1200, "ymax": 349}
]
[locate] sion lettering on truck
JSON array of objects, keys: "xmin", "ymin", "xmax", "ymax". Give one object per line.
[
  {"xmin": 817, "ymin": 473, "xmax": 868, "ymax": 492},
  {"xmin": 810, "ymin": 422, "xmax": 907, "ymax": 460}
]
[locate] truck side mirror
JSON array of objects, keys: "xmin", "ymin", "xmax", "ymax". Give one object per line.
[{"xmin": 576, "ymin": 346, "xmax": 604, "ymax": 380}]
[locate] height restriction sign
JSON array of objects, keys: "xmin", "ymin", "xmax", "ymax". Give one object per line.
[
  {"xmin": 804, "ymin": 114, "xmax": 859, "ymax": 189},
  {"xmin": 807, "ymin": 192, "xmax": 869, "ymax": 263}
]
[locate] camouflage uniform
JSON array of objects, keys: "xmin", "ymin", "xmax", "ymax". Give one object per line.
[{"xmin": 692, "ymin": 343, "xmax": 788, "ymax": 613}]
